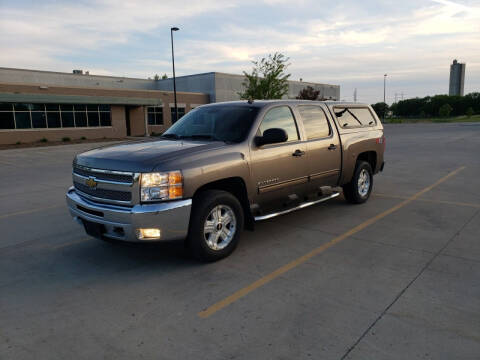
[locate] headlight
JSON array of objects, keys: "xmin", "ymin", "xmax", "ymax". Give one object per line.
[{"xmin": 140, "ymin": 171, "xmax": 183, "ymax": 202}]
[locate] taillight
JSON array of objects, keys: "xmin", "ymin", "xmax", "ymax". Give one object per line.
[{"xmin": 376, "ymin": 135, "xmax": 386, "ymax": 148}]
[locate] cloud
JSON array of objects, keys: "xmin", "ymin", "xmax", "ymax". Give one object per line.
[{"xmin": 0, "ymin": 0, "xmax": 479, "ymax": 103}]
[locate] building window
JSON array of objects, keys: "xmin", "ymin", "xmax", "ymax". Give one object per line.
[
  {"xmin": 170, "ymin": 107, "xmax": 185, "ymax": 124},
  {"xmin": 147, "ymin": 106, "xmax": 163, "ymax": 125},
  {"xmin": 99, "ymin": 104, "xmax": 111, "ymax": 126},
  {"xmin": 74, "ymin": 104, "xmax": 87, "ymax": 127},
  {"xmin": 32, "ymin": 104, "xmax": 47, "ymax": 128},
  {"xmin": 87, "ymin": 105, "xmax": 100, "ymax": 127},
  {"xmin": 46, "ymin": 104, "xmax": 61, "ymax": 128},
  {"xmin": 0, "ymin": 103, "xmax": 111, "ymax": 130},
  {"xmin": 13, "ymin": 103, "xmax": 32, "ymax": 129},
  {"xmin": 0, "ymin": 103, "xmax": 15, "ymax": 129},
  {"xmin": 60, "ymin": 104, "xmax": 74, "ymax": 128}
]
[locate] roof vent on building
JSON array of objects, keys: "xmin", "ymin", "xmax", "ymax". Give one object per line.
[{"xmin": 72, "ymin": 70, "xmax": 83, "ymax": 75}]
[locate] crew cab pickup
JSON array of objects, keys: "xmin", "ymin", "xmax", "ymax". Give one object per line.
[{"xmin": 66, "ymin": 100, "xmax": 385, "ymax": 261}]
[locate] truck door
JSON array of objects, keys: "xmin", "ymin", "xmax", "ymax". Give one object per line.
[
  {"xmin": 249, "ymin": 105, "xmax": 308, "ymax": 213},
  {"xmin": 296, "ymin": 105, "xmax": 341, "ymax": 191}
]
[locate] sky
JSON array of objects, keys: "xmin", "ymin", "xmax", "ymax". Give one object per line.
[{"xmin": 0, "ymin": 0, "xmax": 479, "ymax": 104}]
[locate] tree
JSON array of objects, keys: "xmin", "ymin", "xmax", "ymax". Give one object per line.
[
  {"xmin": 371, "ymin": 102, "xmax": 389, "ymax": 118},
  {"xmin": 162, "ymin": 73, "xmax": 168, "ymax": 79},
  {"xmin": 389, "ymin": 93, "xmax": 480, "ymax": 118},
  {"xmin": 239, "ymin": 52, "xmax": 290, "ymax": 100},
  {"xmin": 296, "ymin": 86, "xmax": 320, "ymax": 100},
  {"xmin": 153, "ymin": 74, "xmax": 160, "ymax": 81},
  {"xmin": 466, "ymin": 107, "xmax": 474, "ymax": 118},
  {"xmin": 438, "ymin": 103, "xmax": 453, "ymax": 117}
]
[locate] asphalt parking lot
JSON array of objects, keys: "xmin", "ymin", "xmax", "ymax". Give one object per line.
[{"xmin": 1, "ymin": 123, "xmax": 479, "ymax": 360}]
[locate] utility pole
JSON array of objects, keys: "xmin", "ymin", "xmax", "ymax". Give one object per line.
[
  {"xmin": 383, "ymin": 74, "xmax": 387, "ymax": 121},
  {"xmin": 170, "ymin": 27, "xmax": 179, "ymax": 124},
  {"xmin": 353, "ymin": 88, "xmax": 357, "ymax": 103}
]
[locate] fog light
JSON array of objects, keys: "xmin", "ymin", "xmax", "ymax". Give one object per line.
[{"xmin": 137, "ymin": 228, "xmax": 161, "ymax": 239}]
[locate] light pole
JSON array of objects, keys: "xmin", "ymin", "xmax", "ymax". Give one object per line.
[
  {"xmin": 383, "ymin": 73, "xmax": 387, "ymax": 121},
  {"xmin": 170, "ymin": 27, "xmax": 179, "ymax": 124}
]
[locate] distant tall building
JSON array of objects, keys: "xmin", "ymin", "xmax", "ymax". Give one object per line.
[{"xmin": 449, "ymin": 59, "xmax": 466, "ymax": 96}]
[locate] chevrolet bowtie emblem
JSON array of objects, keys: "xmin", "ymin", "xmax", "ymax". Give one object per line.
[{"xmin": 85, "ymin": 177, "xmax": 97, "ymax": 189}]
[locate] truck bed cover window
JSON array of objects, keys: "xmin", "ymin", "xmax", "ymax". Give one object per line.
[{"xmin": 334, "ymin": 106, "xmax": 376, "ymax": 128}]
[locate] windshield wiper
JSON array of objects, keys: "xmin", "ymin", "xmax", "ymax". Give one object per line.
[
  {"xmin": 160, "ymin": 133, "xmax": 180, "ymax": 140},
  {"xmin": 180, "ymin": 134, "xmax": 222, "ymax": 141}
]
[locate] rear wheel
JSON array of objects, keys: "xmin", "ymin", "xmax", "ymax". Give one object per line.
[
  {"xmin": 187, "ymin": 190, "xmax": 244, "ymax": 262},
  {"xmin": 343, "ymin": 161, "xmax": 373, "ymax": 204}
]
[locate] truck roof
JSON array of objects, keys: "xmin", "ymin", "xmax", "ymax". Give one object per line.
[{"xmin": 199, "ymin": 100, "xmax": 370, "ymax": 108}]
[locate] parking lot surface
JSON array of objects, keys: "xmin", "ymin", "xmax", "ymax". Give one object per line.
[{"xmin": 1, "ymin": 123, "xmax": 479, "ymax": 360}]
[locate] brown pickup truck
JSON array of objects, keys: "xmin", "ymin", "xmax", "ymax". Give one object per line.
[{"xmin": 67, "ymin": 100, "xmax": 385, "ymax": 261}]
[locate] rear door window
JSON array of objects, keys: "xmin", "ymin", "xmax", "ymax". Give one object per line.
[
  {"xmin": 334, "ymin": 107, "xmax": 376, "ymax": 128},
  {"xmin": 297, "ymin": 105, "xmax": 331, "ymax": 139}
]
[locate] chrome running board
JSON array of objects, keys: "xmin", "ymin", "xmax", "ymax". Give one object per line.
[{"xmin": 254, "ymin": 192, "xmax": 340, "ymax": 221}]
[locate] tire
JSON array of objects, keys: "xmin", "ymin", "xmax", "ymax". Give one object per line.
[
  {"xmin": 187, "ymin": 190, "xmax": 244, "ymax": 262},
  {"xmin": 343, "ymin": 161, "xmax": 373, "ymax": 204}
]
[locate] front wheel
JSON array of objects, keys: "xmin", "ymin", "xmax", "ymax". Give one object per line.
[
  {"xmin": 343, "ymin": 161, "xmax": 373, "ymax": 204},
  {"xmin": 187, "ymin": 190, "xmax": 244, "ymax": 262}
]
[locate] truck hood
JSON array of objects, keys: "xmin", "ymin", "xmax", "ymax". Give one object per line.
[{"xmin": 74, "ymin": 139, "xmax": 227, "ymax": 172}]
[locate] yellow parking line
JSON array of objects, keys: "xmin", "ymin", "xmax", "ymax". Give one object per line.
[
  {"xmin": 0, "ymin": 204, "xmax": 64, "ymax": 219},
  {"xmin": 198, "ymin": 166, "xmax": 466, "ymax": 318},
  {"xmin": 374, "ymin": 193, "xmax": 480, "ymax": 208}
]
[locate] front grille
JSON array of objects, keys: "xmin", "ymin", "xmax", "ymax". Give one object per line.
[
  {"xmin": 73, "ymin": 166, "xmax": 133, "ymax": 183},
  {"xmin": 74, "ymin": 181, "xmax": 132, "ymax": 202}
]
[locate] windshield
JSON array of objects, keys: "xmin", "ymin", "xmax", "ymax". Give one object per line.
[{"xmin": 163, "ymin": 105, "xmax": 259, "ymax": 143}]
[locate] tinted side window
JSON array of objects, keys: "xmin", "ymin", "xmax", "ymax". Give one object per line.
[
  {"xmin": 259, "ymin": 106, "xmax": 299, "ymax": 142},
  {"xmin": 298, "ymin": 106, "xmax": 331, "ymax": 139},
  {"xmin": 334, "ymin": 107, "xmax": 376, "ymax": 128}
]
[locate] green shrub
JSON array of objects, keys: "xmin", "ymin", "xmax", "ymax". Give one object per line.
[
  {"xmin": 16, "ymin": 141, "xmax": 21, "ymax": 145},
  {"xmin": 39, "ymin": 138, "xmax": 48, "ymax": 143},
  {"xmin": 62, "ymin": 137, "xmax": 71, "ymax": 142},
  {"xmin": 388, "ymin": 118, "xmax": 403, "ymax": 123},
  {"xmin": 466, "ymin": 107, "xmax": 474, "ymax": 118},
  {"xmin": 80, "ymin": 136, "xmax": 86, "ymax": 140},
  {"xmin": 433, "ymin": 117, "xmax": 450, "ymax": 123},
  {"xmin": 438, "ymin": 103, "xmax": 453, "ymax": 117}
]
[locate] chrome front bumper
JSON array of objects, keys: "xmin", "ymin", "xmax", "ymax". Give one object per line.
[{"xmin": 66, "ymin": 187, "xmax": 192, "ymax": 242}]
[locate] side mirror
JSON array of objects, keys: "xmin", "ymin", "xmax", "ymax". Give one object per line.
[{"xmin": 255, "ymin": 128, "xmax": 288, "ymax": 146}]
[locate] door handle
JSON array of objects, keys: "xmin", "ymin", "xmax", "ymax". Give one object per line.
[
  {"xmin": 328, "ymin": 144, "xmax": 337, "ymax": 151},
  {"xmin": 292, "ymin": 149, "xmax": 305, "ymax": 157}
]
